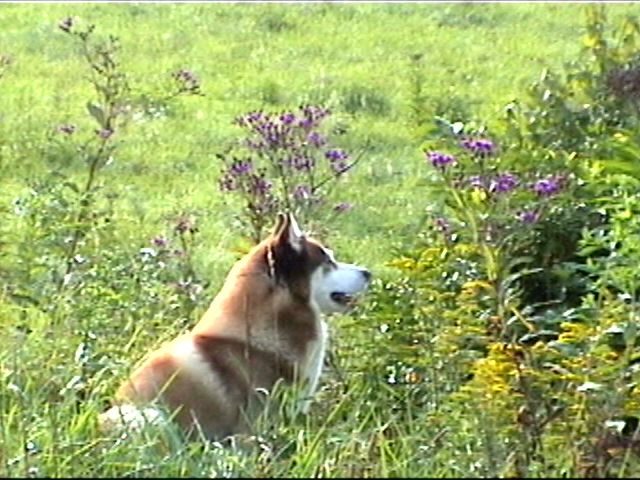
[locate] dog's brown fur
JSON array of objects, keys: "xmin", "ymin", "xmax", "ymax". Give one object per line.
[{"xmin": 101, "ymin": 213, "xmax": 337, "ymax": 439}]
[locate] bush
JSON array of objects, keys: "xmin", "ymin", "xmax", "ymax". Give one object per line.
[{"xmin": 502, "ymin": 5, "xmax": 640, "ymax": 158}]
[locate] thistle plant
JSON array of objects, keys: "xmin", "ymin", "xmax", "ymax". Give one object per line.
[{"xmin": 217, "ymin": 105, "xmax": 361, "ymax": 243}]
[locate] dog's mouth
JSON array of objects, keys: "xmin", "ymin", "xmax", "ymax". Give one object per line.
[{"xmin": 330, "ymin": 292, "xmax": 357, "ymax": 307}]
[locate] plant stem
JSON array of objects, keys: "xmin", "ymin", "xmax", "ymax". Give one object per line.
[{"xmin": 56, "ymin": 138, "xmax": 110, "ymax": 293}]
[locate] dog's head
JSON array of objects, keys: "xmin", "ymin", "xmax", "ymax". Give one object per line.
[{"xmin": 267, "ymin": 212, "xmax": 371, "ymax": 314}]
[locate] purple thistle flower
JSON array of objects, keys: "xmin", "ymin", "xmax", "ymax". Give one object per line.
[
  {"xmin": 426, "ymin": 151, "xmax": 456, "ymax": 170},
  {"xmin": 325, "ymin": 149, "xmax": 349, "ymax": 161},
  {"xmin": 490, "ymin": 172, "xmax": 519, "ymax": 194},
  {"xmin": 333, "ymin": 202, "xmax": 352, "ymax": 213},
  {"xmin": 518, "ymin": 210, "xmax": 540, "ymax": 224},
  {"xmin": 298, "ymin": 117, "xmax": 314, "ymax": 130},
  {"xmin": 461, "ymin": 138, "xmax": 495, "ymax": 157},
  {"xmin": 280, "ymin": 112, "xmax": 296, "ymax": 125},
  {"xmin": 307, "ymin": 131, "xmax": 326, "ymax": 147},
  {"xmin": 230, "ymin": 160, "xmax": 252, "ymax": 176},
  {"xmin": 248, "ymin": 111, "xmax": 264, "ymax": 123},
  {"xmin": 532, "ymin": 177, "xmax": 561, "ymax": 197}
]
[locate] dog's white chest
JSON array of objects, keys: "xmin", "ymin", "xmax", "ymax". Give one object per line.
[{"xmin": 300, "ymin": 319, "xmax": 328, "ymax": 413}]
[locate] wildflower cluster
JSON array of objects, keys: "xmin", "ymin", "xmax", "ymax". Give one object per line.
[
  {"xmin": 461, "ymin": 137, "xmax": 495, "ymax": 157},
  {"xmin": 141, "ymin": 217, "xmax": 203, "ymax": 303},
  {"xmin": 425, "ymin": 136, "xmax": 570, "ymax": 243},
  {"xmin": 218, "ymin": 104, "xmax": 360, "ymax": 242}
]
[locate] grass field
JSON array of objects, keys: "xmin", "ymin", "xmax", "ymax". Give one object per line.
[{"xmin": 2, "ymin": 2, "xmax": 640, "ymax": 477}]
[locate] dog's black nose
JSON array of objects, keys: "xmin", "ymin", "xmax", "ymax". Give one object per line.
[{"xmin": 361, "ymin": 269, "xmax": 372, "ymax": 282}]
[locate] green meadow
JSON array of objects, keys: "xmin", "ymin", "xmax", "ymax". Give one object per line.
[{"xmin": 2, "ymin": 2, "xmax": 640, "ymax": 477}]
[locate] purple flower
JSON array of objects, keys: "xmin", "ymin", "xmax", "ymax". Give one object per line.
[
  {"xmin": 490, "ymin": 173, "xmax": 519, "ymax": 194},
  {"xmin": 467, "ymin": 175, "xmax": 486, "ymax": 189},
  {"xmin": 333, "ymin": 202, "xmax": 352, "ymax": 213},
  {"xmin": 307, "ymin": 131, "xmax": 326, "ymax": 147},
  {"xmin": 298, "ymin": 117, "xmax": 314, "ymax": 129},
  {"xmin": 427, "ymin": 151, "xmax": 456, "ymax": 170},
  {"xmin": 291, "ymin": 154, "xmax": 315, "ymax": 171},
  {"xmin": 152, "ymin": 236, "xmax": 169, "ymax": 248},
  {"xmin": 461, "ymin": 138, "xmax": 495, "ymax": 157},
  {"xmin": 97, "ymin": 128, "xmax": 113, "ymax": 140},
  {"xmin": 57, "ymin": 124, "xmax": 76, "ymax": 135},
  {"xmin": 251, "ymin": 176, "xmax": 272, "ymax": 196},
  {"xmin": 236, "ymin": 111, "xmax": 265, "ymax": 127},
  {"xmin": 325, "ymin": 149, "xmax": 349, "ymax": 161},
  {"xmin": 296, "ymin": 105, "xmax": 331, "ymax": 130},
  {"xmin": 59, "ymin": 17, "xmax": 73, "ymax": 33},
  {"xmin": 254, "ymin": 122, "xmax": 293, "ymax": 149},
  {"xmin": 532, "ymin": 177, "xmax": 561, "ymax": 197},
  {"xmin": 230, "ymin": 160, "xmax": 252, "ymax": 176},
  {"xmin": 326, "ymin": 149, "xmax": 351, "ymax": 173},
  {"xmin": 280, "ymin": 112, "xmax": 296, "ymax": 125},
  {"xmin": 434, "ymin": 217, "xmax": 450, "ymax": 232},
  {"xmin": 518, "ymin": 210, "xmax": 540, "ymax": 224},
  {"xmin": 302, "ymin": 105, "xmax": 330, "ymax": 121}
]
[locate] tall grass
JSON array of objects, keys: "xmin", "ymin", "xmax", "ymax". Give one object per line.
[{"xmin": 1, "ymin": 3, "xmax": 639, "ymax": 477}]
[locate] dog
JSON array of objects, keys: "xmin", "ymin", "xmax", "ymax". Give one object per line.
[{"xmin": 98, "ymin": 212, "xmax": 371, "ymax": 440}]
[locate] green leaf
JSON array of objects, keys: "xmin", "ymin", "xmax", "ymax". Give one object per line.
[
  {"xmin": 624, "ymin": 322, "xmax": 638, "ymax": 348},
  {"xmin": 63, "ymin": 181, "xmax": 79, "ymax": 193},
  {"xmin": 86, "ymin": 101, "xmax": 105, "ymax": 127}
]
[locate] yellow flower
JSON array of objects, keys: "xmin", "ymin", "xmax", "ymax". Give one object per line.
[
  {"xmin": 613, "ymin": 132, "xmax": 629, "ymax": 143},
  {"xmin": 558, "ymin": 322, "xmax": 594, "ymax": 343},
  {"xmin": 470, "ymin": 188, "xmax": 488, "ymax": 204}
]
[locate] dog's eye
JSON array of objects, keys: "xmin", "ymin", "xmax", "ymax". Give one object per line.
[
  {"xmin": 317, "ymin": 248, "xmax": 337, "ymax": 269},
  {"xmin": 324, "ymin": 254, "xmax": 338, "ymax": 269}
]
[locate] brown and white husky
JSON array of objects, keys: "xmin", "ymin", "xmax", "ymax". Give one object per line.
[{"xmin": 99, "ymin": 212, "xmax": 371, "ymax": 440}]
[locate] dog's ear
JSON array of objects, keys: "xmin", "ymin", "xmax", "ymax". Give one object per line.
[
  {"xmin": 272, "ymin": 212, "xmax": 304, "ymax": 253},
  {"xmin": 272, "ymin": 212, "xmax": 287, "ymax": 237}
]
